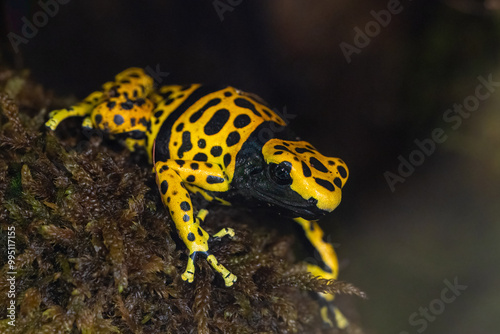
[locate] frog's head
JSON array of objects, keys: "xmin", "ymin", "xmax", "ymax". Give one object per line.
[{"xmin": 246, "ymin": 139, "xmax": 348, "ymax": 220}]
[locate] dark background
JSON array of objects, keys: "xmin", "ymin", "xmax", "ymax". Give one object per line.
[{"xmin": 3, "ymin": 0, "xmax": 500, "ymax": 332}]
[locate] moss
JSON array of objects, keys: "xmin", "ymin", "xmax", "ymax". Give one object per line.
[{"xmin": 0, "ymin": 69, "xmax": 365, "ymax": 333}]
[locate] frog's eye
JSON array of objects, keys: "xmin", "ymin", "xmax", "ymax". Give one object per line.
[{"xmin": 269, "ymin": 162, "xmax": 292, "ymax": 186}]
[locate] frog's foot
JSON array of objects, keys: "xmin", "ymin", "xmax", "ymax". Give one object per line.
[
  {"xmin": 181, "ymin": 221, "xmax": 237, "ymax": 287},
  {"xmin": 45, "ymin": 111, "xmax": 65, "ymax": 130},
  {"xmin": 332, "ymin": 305, "xmax": 349, "ymax": 329},
  {"xmin": 181, "ymin": 249, "xmax": 237, "ymax": 287},
  {"xmin": 314, "ymin": 286, "xmax": 349, "ymax": 329},
  {"xmin": 212, "ymin": 227, "xmax": 235, "ymax": 239},
  {"xmin": 319, "ymin": 298, "xmax": 349, "ymax": 329},
  {"xmin": 306, "ymin": 263, "xmax": 349, "ymax": 328}
]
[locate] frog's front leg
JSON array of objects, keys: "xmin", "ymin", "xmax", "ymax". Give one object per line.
[
  {"xmin": 294, "ymin": 217, "xmax": 348, "ymax": 329},
  {"xmin": 154, "ymin": 160, "xmax": 237, "ymax": 287},
  {"xmin": 294, "ymin": 218, "xmax": 339, "ymax": 280}
]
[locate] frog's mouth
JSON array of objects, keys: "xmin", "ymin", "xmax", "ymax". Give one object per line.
[{"xmin": 251, "ymin": 188, "xmax": 327, "ymax": 220}]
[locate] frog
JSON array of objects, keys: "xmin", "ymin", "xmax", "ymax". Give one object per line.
[{"xmin": 45, "ymin": 67, "xmax": 350, "ymax": 328}]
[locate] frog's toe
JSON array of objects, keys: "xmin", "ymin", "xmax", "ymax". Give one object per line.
[
  {"xmin": 206, "ymin": 252, "xmax": 237, "ymax": 287},
  {"xmin": 213, "ymin": 227, "xmax": 235, "ymax": 239},
  {"xmin": 48, "ymin": 109, "xmax": 60, "ymax": 118},
  {"xmin": 181, "ymin": 252, "xmax": 196, "ymax": 283},
  {"xmin": 181, "ymin": 271, "xmax": 194, "ymax": 283},
  {"xmin": 318, "ymin": 297, "xmax": 349, "ymax": 329},
  {"xmin": 82, "ymin": 116, "xmax": 93, "ymax": 128},
  {"xmin": 332, "ymin": 306, "xmax": 349, "ymax": 329},
  {"xmin": 182, "ymin": 251, "xmax": 237, "ymax": 287}
]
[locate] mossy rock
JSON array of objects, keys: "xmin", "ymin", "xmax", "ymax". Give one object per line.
[{"xmin": 0, "ymin": 70, "xmax": 364, "ymax": 334}]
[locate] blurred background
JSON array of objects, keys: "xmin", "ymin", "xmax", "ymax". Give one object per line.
[{"xmin": 2, "ymin": 0, "xmax": 499, "ymax": 332}]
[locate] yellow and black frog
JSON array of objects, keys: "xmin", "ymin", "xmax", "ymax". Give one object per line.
[{"xmin": 46, "ymin": 67, "xmax": 350, "ymax": 328}]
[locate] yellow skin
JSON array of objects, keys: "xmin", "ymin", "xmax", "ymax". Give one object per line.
[{"xmin": 46, "ymin": 68, "xmax": 349, "ymax": 328}]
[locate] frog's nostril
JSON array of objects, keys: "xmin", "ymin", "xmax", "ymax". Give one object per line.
[{"xmin": 308, "ymin": 198, "xmax": 318, "ymax": 206}]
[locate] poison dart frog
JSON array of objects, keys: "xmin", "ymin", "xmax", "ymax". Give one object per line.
[{"xmin": 45, "ymin": 68, "xmax": 350, "ymax": 328}]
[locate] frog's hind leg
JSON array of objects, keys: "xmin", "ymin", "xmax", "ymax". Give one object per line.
[
  {"xmin": 294, "ymin": 217, "xmax": 348, "ymax": 329},
  {"xmin": 45, "ymin": 91, "xmax": 104, "ymax": 130}
]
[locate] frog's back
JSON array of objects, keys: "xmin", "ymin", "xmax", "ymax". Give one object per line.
[{"xmin": 151, "ymin": 85, "xmax": 286, "ymax": 181}]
